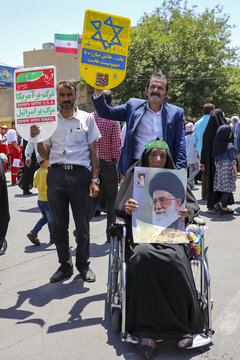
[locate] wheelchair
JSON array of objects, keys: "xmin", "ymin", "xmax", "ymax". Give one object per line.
[
  {"xmin": 0, "ymin": 238, "xmax": 7, "ymax": 256},
  {"xmin": 107, "ymin": 216, "xmax": 214, "ymax": 348}
]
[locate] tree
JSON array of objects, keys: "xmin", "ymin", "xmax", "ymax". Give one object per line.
[{"xmin": 113, "ymin": 0, "xmax": 240, "ymax": 117}]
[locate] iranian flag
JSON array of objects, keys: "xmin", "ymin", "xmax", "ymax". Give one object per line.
[{"xmin": 54, "ymin": 34, "xmax": 78, "ymax": 54}]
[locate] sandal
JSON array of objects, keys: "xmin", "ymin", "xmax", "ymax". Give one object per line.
[
  {"xmin": 221, "ymin": 207, "xmax": 234, "ymax": 215},
  {"xmin": 138, "ymin": 338, "xmax": 156, "ymax": 359}
]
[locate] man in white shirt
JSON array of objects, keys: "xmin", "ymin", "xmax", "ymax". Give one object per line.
[
  {"xmin": 31, "ymin": 81, "xmax": 101, "ymax": 283},
  {"xmin": 6, "ymin": 121, "xmax": 21, "ymax": 185},
  {"xmin": 0, "ymin": 125, "xmax": 8, "ymax": 172}
]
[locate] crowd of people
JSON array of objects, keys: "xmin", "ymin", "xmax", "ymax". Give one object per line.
[
  {"xmin": 185, "ymin": 107, "xmax": 239, "ymax": 215},
  {"xmin": 0, "ymin": 69, "xmax": 239, "ymax": 358}
]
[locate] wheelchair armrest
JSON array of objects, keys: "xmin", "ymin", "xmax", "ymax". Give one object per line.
[{"xmin": 108, "ymin": 220, "xmax": 126, "ymax": 239}]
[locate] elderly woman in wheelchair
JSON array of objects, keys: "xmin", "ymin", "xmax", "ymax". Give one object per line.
[{"xmin": 111, "ymin": 140, "xmax": 212, "ymax": 359}]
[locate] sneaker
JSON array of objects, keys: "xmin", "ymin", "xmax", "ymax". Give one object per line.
[
  {"xmin": 50, "ymin": 266, "xmax": 73, "ymax": 283},
  {"xmin": 27, "ymin": 232, "xmax": 40, "ymax": 246}
]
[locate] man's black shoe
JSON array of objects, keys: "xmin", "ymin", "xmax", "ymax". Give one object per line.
[
  {"xmin": 207, "ymin": 208, "xmax": 217, "ymax": 214},
  {"xmin": 94, "ymin": 210, "xmax": 101, "ymax": 217},
  {"xmin": 80, "ymin": 267, "xmax": 96, "ymax": 282},
  {"xmin": 50, "ymin": 266, "xmax": 73, "ymax": 283}
]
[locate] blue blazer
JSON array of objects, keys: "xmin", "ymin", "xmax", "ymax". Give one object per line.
[{"xmin": 92, "ymin": 94, "xmax": 187, "ymax": 175}]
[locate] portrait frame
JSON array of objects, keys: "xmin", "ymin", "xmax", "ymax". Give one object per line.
[
  {"xmin": 132, "ymin": 167, "xmax": 188, "ymax": 244},
  {"xmin": 135, "ymin": 171, "xmax": 148, "ymax": 187}
]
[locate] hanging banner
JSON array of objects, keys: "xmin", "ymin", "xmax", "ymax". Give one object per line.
[
  {"xmin": 0, "ymin": 66, "xmax": 15, "ymax": 87},
  {"xmin": 80, "ymin": 9, "xmax": 131, "ymax": 89},
  {"xmin": 14, "ymin": 66, "xmax": 58, "ymax": 142}
]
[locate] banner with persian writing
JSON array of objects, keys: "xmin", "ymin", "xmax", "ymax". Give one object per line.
[{"xmin": 14, "ymin": 66, "xmax": 57, "ymax": 142}]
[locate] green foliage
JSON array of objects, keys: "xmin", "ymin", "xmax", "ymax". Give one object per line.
[
  {"xmin": 113, "ymin": 0, "xmax": 240, "ymax": 117},
  {"xmin": 76, "ymin": 74, "xmax": 87, "ymax": 88}
]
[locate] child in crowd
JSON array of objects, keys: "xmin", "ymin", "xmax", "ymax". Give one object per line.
[
  {"xmin": 185, "ymin": 122, "xmax": 199, "ymax": 188},
  {"xmin": 213, "ymin": 125, "xmax": 237, "ymax": 215},
  {"xmin": 27, "ymin": 155, "xmax": 53, "ymax": 245}
]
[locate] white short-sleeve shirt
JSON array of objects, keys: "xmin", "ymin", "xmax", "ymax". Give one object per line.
[{"xmin": 44, "ymin": 108, "xmax": 101, "ymax": 170}]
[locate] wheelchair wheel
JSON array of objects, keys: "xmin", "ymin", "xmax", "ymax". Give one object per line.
[
  {"xmin": 112, "ymin": 307, "xmax": 122, "ymax": 333},
  {"xmin": 107, "ymin": 237, "xmax": 121, "ymax": 305},
  {"xmin": 0, "ymin": 239, "xmax": 7, "ymax": 255},
  {"xmin": 191, "ymin": 251, "xmax": 213, "ymax": 336}
]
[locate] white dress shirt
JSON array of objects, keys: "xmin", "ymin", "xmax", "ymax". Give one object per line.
[
  {"xmin": 44, "ymin": 108, "xmax": 101, "ymax": 171},
  {"xmin": 134, "ymin": 103, "xmax": 163, "ymax": 159}
]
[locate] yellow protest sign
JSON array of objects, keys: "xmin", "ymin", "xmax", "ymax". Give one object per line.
[{"xmin": 80, "ymin": 9, "xmax": 131, "ymax": 89}]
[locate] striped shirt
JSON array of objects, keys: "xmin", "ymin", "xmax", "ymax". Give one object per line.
[{"xmin": 93, "ymin": 112, "xmax": 122, "ymax": 161}]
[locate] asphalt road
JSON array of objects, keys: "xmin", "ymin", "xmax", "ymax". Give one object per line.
[{"xmin": 1, "ymin": 171, "xmax": 240, "ymax": 360}]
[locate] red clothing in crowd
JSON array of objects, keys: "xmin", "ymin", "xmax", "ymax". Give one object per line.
[
  {"xmin": 0, "ymin": 130, "xmax": 8, "ymax": 172},
  {"xmin": 6, "ymin": 128, "xmax": 22, "ymax": 184}
]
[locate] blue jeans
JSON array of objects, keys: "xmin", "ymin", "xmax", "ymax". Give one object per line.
[
  {"xmin": 188, "ymin": 162, "xmax": 200, "ymax": 181},
  {"xmin": 32, "ymin": 200, "xmax": 53, "ymax": 239},
  {"xmin": 220, "ymin": 192, "xmax": 231, "ymax": 208}
]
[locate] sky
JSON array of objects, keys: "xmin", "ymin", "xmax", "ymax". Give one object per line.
[{"xmin": 0, "ymin": 0, "xmax": 239, "ymax": 68}]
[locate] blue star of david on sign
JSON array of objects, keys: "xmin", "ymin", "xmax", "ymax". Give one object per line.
[{"xmin": 90, "ymin": 16, "xmax": 124, "ymax": 50}]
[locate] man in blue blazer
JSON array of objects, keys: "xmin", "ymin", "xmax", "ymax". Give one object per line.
[{"xmin": 92, "ymin": 70, "xmax": 187, "ymax": 175}]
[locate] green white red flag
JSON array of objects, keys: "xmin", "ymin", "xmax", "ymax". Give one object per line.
[{"xmin": 54, "ymin": 34, "xmax": 78, "ymax": 54}]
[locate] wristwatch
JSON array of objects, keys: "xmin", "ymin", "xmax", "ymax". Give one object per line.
[{"xmin": 91, "ymin": 178, "xmax": 100, "ymax": 184}]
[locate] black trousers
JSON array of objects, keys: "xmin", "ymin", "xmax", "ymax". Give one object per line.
[
  {"xmin": 22, "ymin": 162, "xmax": 37, "ymax": 192},
  {"xmin": 90, "ymin": 160, "xmax": 118, "ymax": 238},
  {"xmin": 47, "ymin": 166, "xmax": 91, "ymax": 272},
  {"xmin": 22, "ymin": 140, "xmax": 38, "ymax": 192}
]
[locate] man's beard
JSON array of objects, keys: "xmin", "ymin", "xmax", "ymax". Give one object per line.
[
  {"xmin": 152, "ymin": 200, "xmax": 180, "ymax": 228},
  {"xmin": 59, "ymin": 101, "xmax": 75, "ymax": 111}
]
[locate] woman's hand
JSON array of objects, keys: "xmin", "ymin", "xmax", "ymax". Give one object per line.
[
  {"xmin": 125, "ymin": 199, "xmax": 138, "ymax": 215},
  {"xmin": 178, "ymin": 208, "xmax": 188, "ymax": 219}
]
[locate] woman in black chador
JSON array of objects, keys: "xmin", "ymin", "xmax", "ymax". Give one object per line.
[
  {"xmin": 115, "ymin": 140, "xmax": 203, "ymax": 359},
  {"xmin": 200, "ymin": 108, "xmax": 226, "ymax": 211}
]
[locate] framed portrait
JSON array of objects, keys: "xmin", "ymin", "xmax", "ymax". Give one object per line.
[
  {"xmin": 132, "ymin": 167, "xmax": 188, "ymax": 244},
  {"xmin": 135, "ymin": 171, "xmax": 147, "ymax": 187}
]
